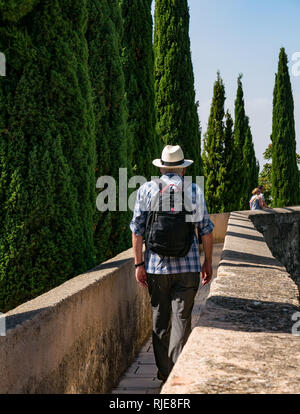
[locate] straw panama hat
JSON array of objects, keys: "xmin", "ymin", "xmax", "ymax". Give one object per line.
[{"xmin": 152, "ymin": 145, "xmax": 194, "ymax": 169}]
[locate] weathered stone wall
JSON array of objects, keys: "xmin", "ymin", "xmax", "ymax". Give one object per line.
[
  {"xmin": 0, "ymin": 248, "xmax": 152, "ymax": 394},
  {"xmin": 2, "ymin": 209, "xmax": 299, "ymax": 394},
  {"xmin": 209, "ymin": 212, "xmax": 230, "ymax": 243},
  {"xmin": 162, "ymin": 207, "xmax": 300, "ymax": 394},
  {"xmin": 249, "ymin": 208, "xmax": 300, "ymax": 285}
]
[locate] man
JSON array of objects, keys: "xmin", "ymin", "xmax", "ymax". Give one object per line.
[{"xmin": 130, "ymin": 145, "xmax": 214, "ymax": 384}]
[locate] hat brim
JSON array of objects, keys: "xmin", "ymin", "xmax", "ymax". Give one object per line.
[{"xmin": 152, "ymin": 159, "xmax": 194, "ymax": 168}]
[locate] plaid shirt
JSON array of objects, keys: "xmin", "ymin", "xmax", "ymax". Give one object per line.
[{"xmin": 130, "ymin": 173, "xmax": 214, "ymax": 274}]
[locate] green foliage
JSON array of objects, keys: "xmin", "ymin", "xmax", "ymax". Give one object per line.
[
  {"xmin": 153, "ymin": 0, "xmax": 202, "ymax": 180},
  {"xmin": 240, "ymin": 117, "xmax": 259, "ymax": 210},
  {"xmin": 0, "ymin": 0, "xmax": 39, "ymax": 22},
  {"xmin": 222, "ymin": 110, "xmax": 238, "ymax": 212},
  {"xmin": 87, "ymin": 0, "xmax": 131, "ymax": 262},
  {"xmin": 119, "ymin": 0, "xmax": 159, "ymax": 180},
  {"xmin": 232, "ymin": 74, "xmax": 258, "ymax": 210},
  {"xmin": 259, "ymin": 143, "xmax": 300, "ymax": 207},
  {"xmin": 233, "ymin": 74, "xmax": 247, "ymax": 210},
  {"xmin": 0, "ymin": 0, "xmax": 96, "ymax": 312},
  {"xmin": 263, "ymin": 143, "xmax": 272, "ymax": 161},
  {"xmin": 259, "ymin": 166, "xmax": 272, "ymax": 207},
  {"xmin": 234, "ymin": 74, "xmax": 247, "ymax": 151},
  {"xmin": 202, "ymin": 72, "xmax": 252, "ymax": 213},
  {"xmin": 202, "ymin": 72, "xmax": 226, "ymax": 213},
  {"xmin": 271, "ymin": 48, "xmax": 299, "ymax": 207},
  {"xmin": 203, "ymin": 73, "xmax": 258, "ymax": 213},
  {"xmin": 259, "ymin": 144, "xmax": 273, "ymax": 206}
]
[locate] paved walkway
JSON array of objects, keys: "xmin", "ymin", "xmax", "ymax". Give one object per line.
[{"xmin": 110, "ymin": 243, "xmax": 224, "ymax": 394}]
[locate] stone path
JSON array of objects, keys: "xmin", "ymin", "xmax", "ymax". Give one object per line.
[{"xmin": 110, "ymin": 243, "xmax": 224, "ymax": 394}]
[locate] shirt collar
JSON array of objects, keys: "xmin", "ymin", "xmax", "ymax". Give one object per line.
[
  {"xmin": 162, "ymin": 172, "xmax": 182, "ymax": 177},
  {"xmin": 161, "ymin": 172, "xmax": 183, "ymax": 181}
]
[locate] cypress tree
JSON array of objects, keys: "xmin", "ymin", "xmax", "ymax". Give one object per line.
[
  {"xmin": 234, "ymin": 74, "xmax": 247, "ymax": 151},
  {"xmin": 202, "ymin": 72, "xmax": 226, "ymax": 213},
  {"xmin": 222, "ymin": 110, "xmax": 237, "ymax": 212},
  {"xmin": 271, "ymin": 48, "xmax": 299, "ymax": 207},
  {"xmin": 240, "ymin": 117, "xmax": 259, "ymax": 209},
  {"xmin": 0, "ymin": 0, "xmax": 96, "ymax": 311},
  {"xmin": 232, "ymin": 74, "xmax": 258, "ymax": 210},
  {"xmin": 119, "ymin": 0, "xmax": 158, "ymax": 179},
  {"xmin": 233, "ymin": 74, "xmax": 247, "ymax": 210},
  {"xmin": 154, "ymin": 0, "xmax": 202, "ymax": 180},
  {"xmin": 87, "ymin": 0, "xmax": 131, "ymax": 262}
]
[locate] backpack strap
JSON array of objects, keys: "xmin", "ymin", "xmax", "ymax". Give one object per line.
[
  {"xmin": 150, "ymin": 178, "xmax": 167, "ymax": 212},
  {"xmin": 159, "ymin": 181, "xmax": 163, "ymax": 212},
  {"xmin": 151, "ymin": 177, "xmax": 186, "ymax": 212}
]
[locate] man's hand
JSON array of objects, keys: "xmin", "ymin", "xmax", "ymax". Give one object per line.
[
  {"xmin": 132, "ymin": 233, "xmax": 147, "ymax": 287},
  {"xmin": 135, "ymin": 265, "xmax": 148, "ymax": 288},
  {"xmin": 201, "ymin": 260, "xmax": 212, "ymax": 286},
  {"xmin": 201, "ymin": 232, "xmax": 213, "ymax": 286}
]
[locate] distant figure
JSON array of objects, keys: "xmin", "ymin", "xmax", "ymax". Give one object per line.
[
  {"xmin": 249, "ymin": 188, "xmax": 263, "ymax": 210},
  {"xmin": 257, "ymin": 185, "xmax": 270, "ymax": 208}
]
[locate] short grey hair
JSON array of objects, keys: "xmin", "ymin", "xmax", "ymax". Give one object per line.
[{"xmin": 160, "ymin": 168, "xmax": 184, "ymax": 175}]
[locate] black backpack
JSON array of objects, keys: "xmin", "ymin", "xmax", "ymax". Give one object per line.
[{"xmin": 145, "ymin": 179, "xmax": 196, "ymax": 257}]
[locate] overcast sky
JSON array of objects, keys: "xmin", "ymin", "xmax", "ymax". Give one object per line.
[{"xmin": 152, "ymin": 0, "xmax": 300, "ymax": 169}]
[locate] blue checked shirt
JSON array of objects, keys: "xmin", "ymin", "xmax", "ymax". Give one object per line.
[{"xmin": 130, "ymin": 173, "xmax": 214, "ymax": 274}]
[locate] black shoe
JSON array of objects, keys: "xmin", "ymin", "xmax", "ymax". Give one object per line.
[{"xmin": 157, "ymin": 370, "xmax": 167, "ymax": 384}]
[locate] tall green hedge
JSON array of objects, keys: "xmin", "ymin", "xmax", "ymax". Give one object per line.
[
  {"xmin": 154, "ymin": 0, "xmax": 202, "ymax": 179},
  {"xmin": 87, "ymin": 0, "xmax": 131, "ymax": 262},
  {"xmin": 0, "ymin": 0, "xmax": 96, "ymax": 312},
  {"xmin": 0, "ymin": 0, "xmax": 39, "ymax": 22},
  {"xmin": 119, "ymin": 0, "xmax": 159, "ymax": 180}
]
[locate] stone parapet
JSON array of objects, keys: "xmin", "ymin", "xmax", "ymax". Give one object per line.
[
  {"xmin": 161, "ymin": 207, "xmax": 300, "ymax": 394},
  {"xmin": 209, "ymin": 212, "xmax": 230, "ymax": 243},
  {"xmin": 0, "ymin": 248, "xmax": 152, "ymax": 394}
]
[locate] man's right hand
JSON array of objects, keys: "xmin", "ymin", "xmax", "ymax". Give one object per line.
[
  {"xmin": 201, "ymin": 260, "xmax": 213, "ymax": 286},
  {"xmin": 135, "ymin": 265, "xmax": 148, "ymax": 288}
]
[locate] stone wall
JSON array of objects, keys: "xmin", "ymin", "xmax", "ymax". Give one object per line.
[
  {"xmin": 249, "ymin": 207, "xmax": 300, "ymax": 285},
  {"xmin": 2, "ymin": 209, "xmax": 299, "ymax": 394},
  {"xmin": 161, "ymin": 207, "xmax": 300, "ymax": 394},
  {"xmin": 0, "ymin": 248, "xmax": 152, "ymax": 394},
  {"xmin": 0, "ymin": 212, "xmax": 230, "ymax": 394},
  {"xmin": 209, "ymin": 212, "xmax": 230, "ymax": 243}
]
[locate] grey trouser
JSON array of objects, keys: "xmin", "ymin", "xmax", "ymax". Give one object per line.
[{"xmin": 146, "ymin": 272, "xmax": 200, "ymax": 381}]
